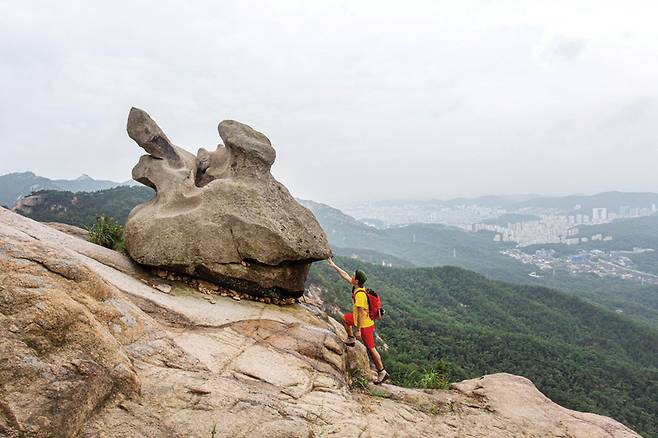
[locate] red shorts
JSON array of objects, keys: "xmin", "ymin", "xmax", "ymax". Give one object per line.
[{"xmin": 342, "ymin": 313, "xmax": 375, "ymax": 349}]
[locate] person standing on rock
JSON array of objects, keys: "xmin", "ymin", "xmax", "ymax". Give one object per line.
[{"xmin": 327, "ymin": 258, "xmax": 389, "ymax": 384}]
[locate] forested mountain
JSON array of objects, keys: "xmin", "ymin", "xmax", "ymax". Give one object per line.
[
  {"xmin": 0, "ymin": 172, "xmax": 57, "ymax": 207},
  {"xmin": 0, "ymin": 171, "xmax": 134, "ymax": 207},
  {"xmin": 299, "ymin": 199, "xmax": 518, "ymax": 271},
  {"xmin": 308, "ymin": 257, "xmax": 658, "ymax": 437},
  {"xmin": 13, "ymin": 186, "xmax": 154, "ymax": 227},
  {"xmin": 303, "ymin": 200, "xmax": 658, "ymax": 327},
  {"xmin": 51, "ymin": 173, "xmax": 135, "ymax": 193}
]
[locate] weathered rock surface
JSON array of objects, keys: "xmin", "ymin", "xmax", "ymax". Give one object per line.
[
  {"xmin": 124, "ymin": 108, "xmax": 330, "ymax": 298},
  {"xmin": 44, "ymin": 222, "xmax": 89, "ymax": 240},
  {"xmin": 0, "ymin": 208, "xmax": 641, "ymax": 438}
]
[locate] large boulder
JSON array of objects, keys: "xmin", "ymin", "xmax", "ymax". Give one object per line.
[{"xmin": 123, "ymin": 108, "xmax": 331, "ymax": 298}]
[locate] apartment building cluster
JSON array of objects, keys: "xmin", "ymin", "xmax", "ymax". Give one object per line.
[{"xmin": 466, "ymin": 204, "xmax": 656, "ymax": 247}]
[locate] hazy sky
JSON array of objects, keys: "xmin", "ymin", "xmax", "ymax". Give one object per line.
[{"xmin": 1, "ymin": 1, "xmax": 657, "ymax": 206}]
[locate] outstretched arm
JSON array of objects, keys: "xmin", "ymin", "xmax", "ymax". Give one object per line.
[{"xmin": 327, "ymin": 258, "xmax": 353, "ymax": 285}]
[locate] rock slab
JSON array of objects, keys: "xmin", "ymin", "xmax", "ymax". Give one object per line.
[{"xmin": 123, "ymin": 108, "xmax": 331, "ymax": 298}]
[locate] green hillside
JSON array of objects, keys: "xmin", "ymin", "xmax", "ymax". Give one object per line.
[
  {"xmin": 300, "ymin": 199, "xmax": 519, "ymax": 272},
  {"xmin": 0, "ymin": 171, "xmax": 131, "ymax": 207},
  {"xmin": 303, "ymin": 200, "xmax": 658, "ymax": 327},
  {"xmin": 308, "ymin": 258, "xmax": 658, "ymax": 437},
  {"xmin": 13, "ymin": 186, "xmax": 154, "ymax": 228}
]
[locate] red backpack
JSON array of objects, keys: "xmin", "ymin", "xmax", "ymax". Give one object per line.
[
  {"xmin": 353, "ymin": 288, "xmax": 384, "ymax": 321},
  {"xmin": 366, "ymin": 288, "xmax": 384, "ymax": 320}
]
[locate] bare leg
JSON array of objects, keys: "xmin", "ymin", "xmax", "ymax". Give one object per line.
[
  {"xmin": 342, "ymin": 318, "xmax": 354, "ymax": 338},
  {"xmin": 368, "ymin": 347, "xmax": 384, "ymax": 371}
]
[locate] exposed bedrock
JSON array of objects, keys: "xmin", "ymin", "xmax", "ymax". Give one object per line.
[{"xmin": 124, "ymin": 108, "xmax": 330, "ymax": 297}]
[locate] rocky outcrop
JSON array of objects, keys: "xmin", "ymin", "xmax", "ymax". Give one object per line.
[
  {"xmin": 0, "ymin": 208, "xmax": 641, "ymax": 438},
  {"xmin": 11, "ymin": 192, "xmax": 47, "ymax": 215},
  {"xmin": 0, "ymin": 212, "xmax": 142, "ymax": 437},
  {"xmin": 123, "ymin": 108, "xmax": 331, "ymax": 298}
]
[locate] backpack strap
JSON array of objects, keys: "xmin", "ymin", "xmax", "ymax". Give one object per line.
[{"xmin": 353, "ymin": 288, "xmax": 368, "ymax": 308}]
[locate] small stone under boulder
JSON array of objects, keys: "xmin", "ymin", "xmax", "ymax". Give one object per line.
[{"xmin": 124, "ymin": 108, "xmax": 330, "ymax": 298}]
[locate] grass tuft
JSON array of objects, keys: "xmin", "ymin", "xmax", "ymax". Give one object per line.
[
  {"xmin": 349, "ymin": 367, "xmax": 370, "ymax": 390},
  {"xmin": 395, "ymin": 360, "xmax": 451, "ymax": 390},
  {"xmin": 87, "ymin": 215, "xmax": 125, "ymax": 252}
]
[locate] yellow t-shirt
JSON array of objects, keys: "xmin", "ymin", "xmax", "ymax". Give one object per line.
[{"xmin": 352, "ymin": 288, "xmax": 375, "ymax": 328}]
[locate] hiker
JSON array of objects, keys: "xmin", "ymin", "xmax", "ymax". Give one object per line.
[{"xmin": 327, "ymin": 257, "xmax": 389, "ymax": 384}]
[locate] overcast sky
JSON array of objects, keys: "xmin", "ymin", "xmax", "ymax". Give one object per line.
[{"xmin": 1, "ymin": 1, "xmax": 657, "ymax": 206}]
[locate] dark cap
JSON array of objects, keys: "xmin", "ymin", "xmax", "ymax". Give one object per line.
[{"xmin": 355, "ymin": 270, "xmax": 367, "ymax": 285}]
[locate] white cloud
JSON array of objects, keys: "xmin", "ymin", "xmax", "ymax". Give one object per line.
[
  {"xmin": 540, "ymin": 36, "xmax": 588, "ymax": 62},
  {"xmin": 1, "ymin": 0, "xmax": 658, "ymax": 204}
]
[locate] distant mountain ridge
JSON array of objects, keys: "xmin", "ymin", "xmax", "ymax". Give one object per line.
[
  {"xmin": 508, "ymin": 191, "xmax": 658, "ymax": 212},
  {"xmin": 343, "ymin": 191, "xmax": 658, "ymax": 215},
  {"xmin": 345, "ymin": 194, "xmax": 539, "ymax": 209},
  {"xmin": 0, "ymin": 171, "xmax": 135, "ymax": 207},
  {"xmin": 299, "ymin": 198, "xmax": 518, "ymax": 272},
  {"xmin": 12, "ymin": 186, "xmax": 154, "ymax": 228}
]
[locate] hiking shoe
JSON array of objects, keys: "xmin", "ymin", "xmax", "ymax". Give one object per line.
[
  {"xmin": 375, "ymin": 369, "xmax": 389, "ymax": 385},
  {"xmin": 345, "ymin": 336, "xmax": 356, "ymax": 347}
]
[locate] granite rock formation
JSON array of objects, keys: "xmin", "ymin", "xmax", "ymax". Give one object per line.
[{"xmin": 124, "ymin": 108, "xmax": 330, "ymax": 298}]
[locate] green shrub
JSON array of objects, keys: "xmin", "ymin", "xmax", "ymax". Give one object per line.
[
  {"xmin": 349, "ymin": 367, "xmax": 370, "ymax": 390},
  {"xmin": 87, "ymin": 215, "xmax": 125, "ymax": 252},
  {"xmin": 393, "ymin": 360, "xmax": 451, "ymax": 390},
  {"xmin": 417, "ymin": 362, "xmax": 450, "ymax": 390}
]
